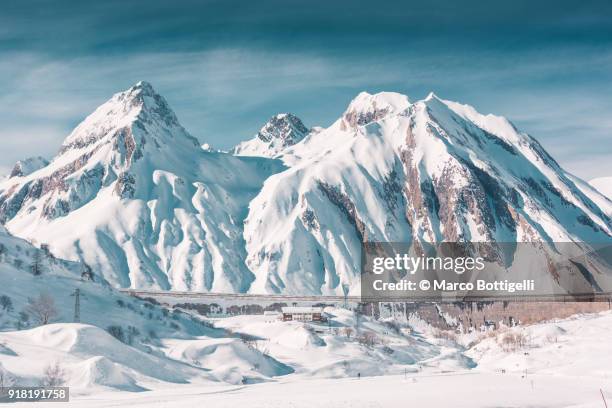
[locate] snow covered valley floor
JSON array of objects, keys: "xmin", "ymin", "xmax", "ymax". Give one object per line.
[
  {"xmin": 28, "ymin": 371, "xmax": 610, "ymax": 408},
  {"xmin": 2, "ymin": 308, "xmax": 612, "ymax": 407}
]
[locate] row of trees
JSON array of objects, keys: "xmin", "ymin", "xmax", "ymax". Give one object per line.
[
  {"xmin": 0, "ymin": 242, "xmax": 46, "ymax": 276},
  {"xmin": 0, "ymin": 242, "xmax": 95, "ymax": 281}
]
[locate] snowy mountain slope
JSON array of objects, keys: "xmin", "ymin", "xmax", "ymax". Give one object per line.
[
  {"xmin": 0, "ymin": 225, "xmax": 239, "ymax": 390},
  {"xmin": 567, "ymin": 175, "xmax": 612, "ymax": 216},
  {"xmin": 589, "ymin": 177, "xmax": 612, "ymax": 200},
  {"xmin": 0, "ymin": 225, "xmax": 220, "ymax": 338},
  {"xmin": 243, "ymin": 92, "xmax": 612, "ymax": 294},
  {"xmin": 232, "ymin": 113, "xmax": 310, "ymax": 158},
  {"xmin": 0, "ymin": 82, "xmax": 285, "ymax": 292}
]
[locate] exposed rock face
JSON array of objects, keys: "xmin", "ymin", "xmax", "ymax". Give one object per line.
[
  {"xmin": 9, "ymin": 156, "xmax": 49, "ymax": 178},
  {"xmin": 341, "ymin": 91, "xmax": 410, "ymax": 129},
  {"xmin": 232, "ymin": 113, "xmax": 309, "ymax": 158},
  {"xmin": 317, "ymin": 181, "xmax": 368, "ymax": 242},
  {"xmin": 257, "ymin": 113, "xmax": 308, "ymax": 146}
]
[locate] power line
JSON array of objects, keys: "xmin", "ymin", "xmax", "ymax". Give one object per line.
[{"xmin": 70, "ymin": 288, "xmax": 86, "ymax": 323}]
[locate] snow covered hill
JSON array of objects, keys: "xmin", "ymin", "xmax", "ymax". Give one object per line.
[
  {"xmin": 1, "ymin": 82, "xmax": 611, "ymax": 294},
  {"xmin": 0, "ymin": 225, "xmax": 240, "ymax": 390},
  {"xmin": 590, "ymin": 177, "xmax": 612, "ymax": 200}
]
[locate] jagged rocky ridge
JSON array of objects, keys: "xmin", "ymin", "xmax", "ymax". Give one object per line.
[
  {"xmin": 1, "ymin": 83, "xmax": 611, "ymax": 295},
  {"xmin": 232, "ymin": 113, "xmax": 310, "ymax": 158},
  {"xmin": 9, "ymin": 156, "xmax": 49, "ymax": 178}
]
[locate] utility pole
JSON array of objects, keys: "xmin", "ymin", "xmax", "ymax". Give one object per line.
[{"xmin": 70, "ymin": 288, "xmax": 84, "ymax": 323}]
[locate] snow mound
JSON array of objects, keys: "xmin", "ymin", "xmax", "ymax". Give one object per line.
[
  {"xmin": 165, "ymin": 337, "xmax": 293, "ymax": 384},
  {"xmin": 310, "ymin": 358, "xmax": 387, "ymax": 378},
  {"xmin": 72, "ymin": 356, "xmax": 146, "ymax": 392},
  {"xmin": 276, "ymin": 325, "xmax": 326, "ymax": 348},
  {"xmin": 0, "ymin": 324, "xmax": 215, "ymax": 390}
]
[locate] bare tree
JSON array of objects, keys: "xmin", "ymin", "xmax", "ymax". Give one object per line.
[
  {"xmin": 500, "ymin": 331, "xmax": 528, "ymax": 352},
  {"xmin": 358, "ymin": 331, "xmax": 378, "ymax": 347},
  {"xmin": 41, "ymin": 362, "xmax": 66, "ymax": 387},
  {"xmin": 25, "ymin": 292, "xmax": 58, "ymax": 325}
]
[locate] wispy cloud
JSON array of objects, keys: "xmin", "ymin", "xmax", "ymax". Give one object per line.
[{"xmin": 1, "ymin": 36, "xmax": 611, "ymax": 180}]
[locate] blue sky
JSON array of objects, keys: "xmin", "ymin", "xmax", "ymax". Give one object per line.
[{"xmin": 1, "ymin": 0, "xmax": 611, "ymax": 180}]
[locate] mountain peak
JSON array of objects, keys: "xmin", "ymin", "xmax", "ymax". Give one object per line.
[
  {"xmin": 233, "ymin": 113, "xmax": 309, "ymax": 158},
  {"xmin": 60, "ymin": 81, "xmax": 193, "ymax": 153},
  {"xmin": 343, "ymin": 91, "xmax": 410, "ymax": 128},
  {"xmin": 132, "ymin": 80, "xmax": 155, "ymax": 93},
  {"xmin": 257, "ymin": 113, "xmax": 309, "ymax": 145},
  {"xmin": 424, "ymin": 91, "xmax": 440, "ymax": 101},
  {"xmin": 120, "ymin": 81, "xmax": 170, "ymax": 112}
]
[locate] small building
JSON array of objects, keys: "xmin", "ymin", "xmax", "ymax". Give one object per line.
[{"xmin": 281, "ymin": 307, "xmax": 325, "ymax": 322}]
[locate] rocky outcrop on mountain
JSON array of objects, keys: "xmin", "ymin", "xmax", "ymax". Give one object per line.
[
  {"xmin": 9, "ymin": 156, "xmax": 49, "ymax": 178},
  {"xmin": 232, "ymin": 113, "xmax": 310, "ymax": 158},
  {"xmin": 340, "ymin": 91, "xmax": 410, "ymax": 129}
]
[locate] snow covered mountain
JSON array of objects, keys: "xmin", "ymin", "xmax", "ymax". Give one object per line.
[
  {"xmin": 590, "ymin": 177, "xmax": 612, "ymax": 200},
  {"xmin": 232, "ymin": 113, "xmax": 310, "ymax": 158},
  {"xmin": 242, "ymin": 92, "xmax": 612, "ymax": 294},
  {"xmin": 1, "ymin": 83, "xmax": 611, "ymax": 295},
  {"xmin": 0, "ymin": 81, "xmax": 284, "ymax": 292}
]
